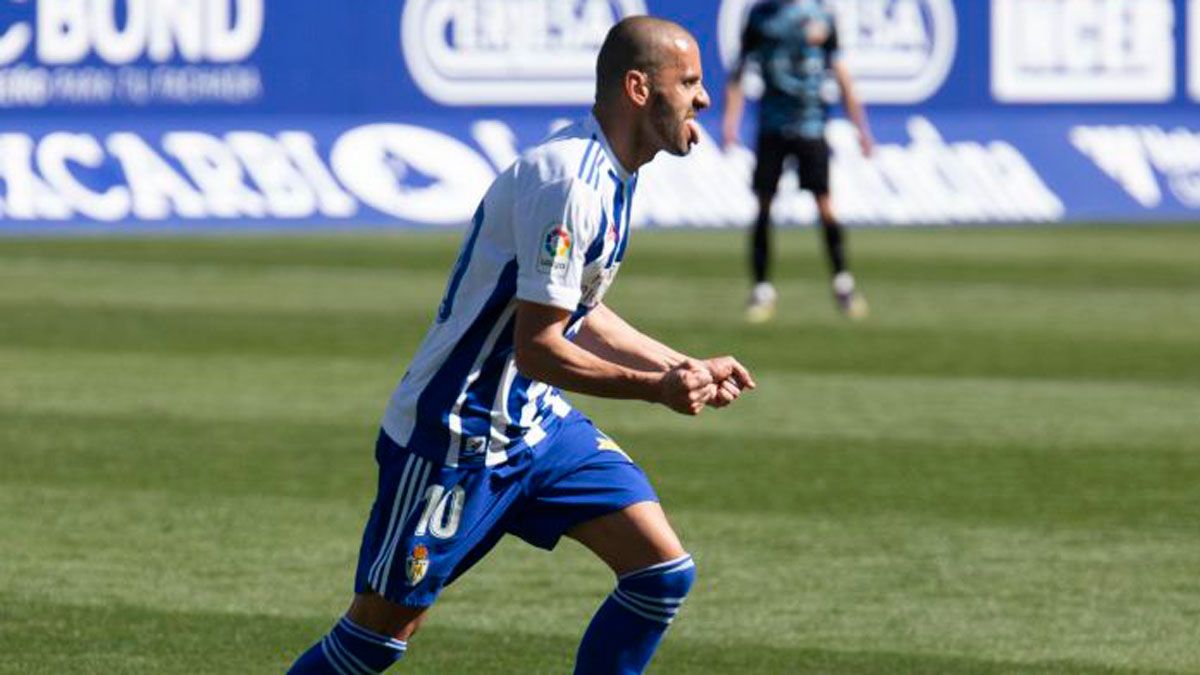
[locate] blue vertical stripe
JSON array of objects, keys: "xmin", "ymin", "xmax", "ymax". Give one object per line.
[
  {"xmin": 607, "ymin": 171, "xmax": 626, "ymax": 267},
  {"xmin": 455, "ymin": 312, "xmax": 518, "ymax": 445},
  {"xmin": 411, "ymin": 260, "xmax": 519, "ymax": 453},
  {"xmin": 577, "ymin": 136, "xmax": 597, "ymax": 180},
  {"xmin": 437, "ymin": 202, "xmax": 486, "ymax": 323},
  {"xmin": 583, "ymin": 209, "xmax": 608, "ymax": 265},
  {"xmin": 616, "ymin": 174, "xmax": 637, "ymax": 262},
  {"xmin": 503, "ymin": 371, "xmax": 535, "ymax": 438}
]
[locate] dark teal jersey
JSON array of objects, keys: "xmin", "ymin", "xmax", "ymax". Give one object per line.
[{"xmin": 738, "ymin": 0, "xmax": 840, "ymax": 139}]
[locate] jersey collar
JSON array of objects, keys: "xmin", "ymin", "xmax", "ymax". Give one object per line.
[{"xmin": 586, "ymin": 112, "xmax": 633, "ymax": 182}]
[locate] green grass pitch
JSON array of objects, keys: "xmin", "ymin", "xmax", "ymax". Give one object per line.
[{"xmin": 1, "ymin": 225, "xmax": 1198, "ymax": 674}]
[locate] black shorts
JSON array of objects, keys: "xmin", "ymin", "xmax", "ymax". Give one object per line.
[{"xmin": 752, "ymin": 132, "xmax": 830, "ymax": 197}]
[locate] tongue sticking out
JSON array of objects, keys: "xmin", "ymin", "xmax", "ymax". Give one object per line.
[{"xmin": 686, "ymin": 119, "xmax": 701, "ymax": 146}]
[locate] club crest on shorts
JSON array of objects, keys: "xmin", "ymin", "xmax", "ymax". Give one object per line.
[
  {"xmin": 537, "ymin": 222, "xmax": 572, "ymax": 277},
  {"xmin": 406, "ymin": 544, "xmax": 430, "ymax": 585}
]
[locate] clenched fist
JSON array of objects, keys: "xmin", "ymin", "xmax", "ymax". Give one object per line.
[{"xmin": 659, "ymin": 359, "xmax": 719, "ymax": 415}]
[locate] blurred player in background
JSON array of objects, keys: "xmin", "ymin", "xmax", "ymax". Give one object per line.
[
  {"xmin": 288, "ymin": 16, "xmax": 755, "ymax": 675},
  {"xmin": 722, "ymin": 0, "xmax": 874, "ymax": 322}
]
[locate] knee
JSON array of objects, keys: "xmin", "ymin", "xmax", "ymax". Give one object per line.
[
  {"xmin": 618, "ymin": 554, "xmax": 696, "ymax": 599},
  {"xmin": 346, "ymin": 592, "xmax": 429, "ymax": 642}
]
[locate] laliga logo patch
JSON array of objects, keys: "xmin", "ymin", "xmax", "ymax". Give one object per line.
[
  {"xmin": 717, "ymin": 0, "xmax": 957, "ymax": 104},
  {"xmin": 401, "ymin": 0, "xmax": 647, "ymax": 105},
  {"xmin": 537, "ymin": 223, "xmax": 572, "ymax": 276},
  {"xmin": 406, "ymin": 544, "xmax": 430, "ymax": 585}
]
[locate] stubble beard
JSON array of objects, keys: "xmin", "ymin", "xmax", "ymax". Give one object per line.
[{"xmin": 649, "ymin": 90, "xmax": 688, "ymax": 157}]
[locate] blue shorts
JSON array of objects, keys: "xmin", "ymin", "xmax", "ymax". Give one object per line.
[{"xmin": 353, "ymin": 410, "xmax": 658, "ymax": 607}]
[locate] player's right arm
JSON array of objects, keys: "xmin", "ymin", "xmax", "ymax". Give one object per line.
[
  {"xmin": 721, "ymin": 76, "xmax": 746, "ymax": 151},
  {"xmin": 514, "ymin": 301, "xmax": 716, "ymax": 415},
  {"xmin": 511, "ymin": 174, "xmax": 716, "ymax": 415}
]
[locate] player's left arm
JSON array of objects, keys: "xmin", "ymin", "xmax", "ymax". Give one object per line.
[
  {"xmin": 576, "ymin": 302, "xmax": 756, "ymax": 407},
  {"xmin": 832, "ymin": 59, "xmax": 873, "ymax": 157},
  {"xmin": 829, "ymin": 20, "xmax": 873, "ymax": 157}
]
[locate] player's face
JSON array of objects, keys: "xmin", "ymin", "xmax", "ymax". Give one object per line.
[{"xmin": 647, "ymin": 37, "xmax": 710, "ymax": 156}]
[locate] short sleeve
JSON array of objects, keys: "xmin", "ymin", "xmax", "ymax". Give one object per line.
[
  {"xmin": 738, "ymin": 9, "xmax": 764, "ymax": 66},
  {"xmin": 827, "ymin": 19, "xmax": 840, "ymax": 59},
  {"xmin": 513, "ymin": 178, "xmax": 601, "ymax": 311}
]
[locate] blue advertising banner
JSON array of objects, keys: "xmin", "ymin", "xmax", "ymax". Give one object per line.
[{"xmin": 0, "ymin": 0, "xmax": 1197, "ymax": 231}]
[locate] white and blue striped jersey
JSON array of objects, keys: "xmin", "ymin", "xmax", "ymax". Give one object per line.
[{"xmin": 381, "ymin": 115, "xmax": 638, "ymax": 468}]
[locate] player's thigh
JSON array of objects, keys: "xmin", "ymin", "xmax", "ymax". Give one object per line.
[
  {"xmin": 567, "ymin": 500, "xmax": 687, "ymax": 576},
  {"xmin": 506, "ymin": 413, "xmax": 672, "ymax": 571},
  {"xmin": 752, "ymin": 131, "xmax": 789, "ymax": 197},
  {"xmin": 352, "ymin": 432, "xmax": 526, "ymax": 627},
  {"xmin": 797, "ymin": 138, "xmax": 832, "ymax": 198}
]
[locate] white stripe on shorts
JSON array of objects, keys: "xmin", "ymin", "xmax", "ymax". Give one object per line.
[
  {"xmin": 377, "ymin": 459, "xmax": 433, "ymax": 596},
  {"xmin": 367, "ymin": 454, "xmax": 419, "ymax": 588}
]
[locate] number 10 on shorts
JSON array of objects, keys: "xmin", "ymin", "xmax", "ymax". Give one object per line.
[{"xmin": 414, "ymin": 484, "xmax": 465, "ymax": 539}]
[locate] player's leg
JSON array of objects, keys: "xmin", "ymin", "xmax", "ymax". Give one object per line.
[
  {"xmin": 289, "ymin": 432, "xmax": 526, "ymax": 673},
  {"xmin": 287, "ymin": 598, "xmax": 420, "ymax": 674},
  {"xmin": 747, "ymin": 131, "xmax": 785, "ymax": 322},
  {"xmin": 803, "ymin": 138, "xmax": 867, "ymax": 318},
  {"xmin": 504, "ymin": 415, "xmax": 696, "ymax": 674},
  {"xmin": 568, "ymin": 501, "xmax": 696, "ymax": 675}
]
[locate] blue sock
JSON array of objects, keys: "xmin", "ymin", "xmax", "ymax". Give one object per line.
[
  {"xmin": 574, "ymin": 554, "xmax": 696, "ymax": 675},
  {"xmin": 288, "ymin": 616, "xmax": 407, "ymax": 674}
]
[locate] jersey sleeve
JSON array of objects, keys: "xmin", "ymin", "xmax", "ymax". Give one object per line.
[
  {"xmin": 737, "ymin": 8, "xmax": 765, "ymax": 67},
  {"xmin": 513, "ymin": 177, "xmax": 601, "ymax": 312}
]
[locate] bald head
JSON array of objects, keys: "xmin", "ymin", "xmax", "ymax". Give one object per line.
[{"xmin": 595, "ymin": 16, "xmax": 695, "ymax": 103}]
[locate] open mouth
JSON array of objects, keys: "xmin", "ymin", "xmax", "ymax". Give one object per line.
[{"xmin": 685, "ymin": 119, "xmax": 700, "ymax": 147}]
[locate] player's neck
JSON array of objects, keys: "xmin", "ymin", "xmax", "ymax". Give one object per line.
[{"xmin": 591, "ymin": 103, "xmax": 645, "ymax": 176}]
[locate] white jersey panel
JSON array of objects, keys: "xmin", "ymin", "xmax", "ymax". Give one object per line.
[{"xmin": 381, "ymin": 115, "xmax": 638, "ymax": 468}]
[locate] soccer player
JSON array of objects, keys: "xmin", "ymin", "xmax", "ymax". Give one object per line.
[
  {"xmin": 287, "ymin": 16, "xmax": 756, "ymax": 675},
  {"xmin": 722, "ymin": 0, "xmax": 874, "ymax": 322}
]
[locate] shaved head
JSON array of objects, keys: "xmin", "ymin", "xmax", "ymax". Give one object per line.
[{"xmin": 595, "ymin": 16, "xmax": 695, "ymax": 103}]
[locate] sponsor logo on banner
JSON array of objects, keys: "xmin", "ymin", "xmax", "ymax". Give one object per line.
[
  {"xmin": 401, "ymin": 0, "xmax": 646, "ymax": 105},
  {"xmin": 991, "ymin": 0, "xmax": 1175, "ymax": 103},
  {"xmin": 0, "ymin": 0, "xmax": 264, "ymax": 108},
  {"xmin": 0, "ymin": 123, "xmax": 493, "ymax": 225},
  {"xmin": 1072, "ymin": 126, "xmax": 1200, "ymax": 209},
  {"xmin": 638, "ymin": 116, "xmax": 1063, "ymax": 226},
  {"xmin": 0, "ymin": 117, "xmax": 1067, "ymax": 229},
  {"xmin": 718, "ymin": 0, "xmax": 957, "ymax": 104}
]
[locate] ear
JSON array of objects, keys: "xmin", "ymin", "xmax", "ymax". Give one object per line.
[{"xmin": 624, "ymin": 70, "xmax": 651, "ymax": 107}]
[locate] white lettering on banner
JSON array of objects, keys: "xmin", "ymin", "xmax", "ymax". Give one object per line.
[
  {"xmin": 0, "ymin": 134, "xmax": 71, "ymax": 219},
  {"xmin": 471, "ymin": 121, "xmax": 520, "ymax": 172},
  {"xmin": 401, "ymin": 0, "xmax": 646, "ymax": 105},
  {"xmin": 1192, "ymin": 0, "xmax": 1200, "ymax": 102},
  {"xmin": 0, "ymin": 0, "xmax": 263, "ymax": 107},
  {"xmin": 1072, "ymin": 126, "xmax": 1200, "ymax": 209},
  {"xmin": 226, "ymin": 132, "xmax": 320, "ymax": 218},
  {"xmin": 330, "ymin": 124, "xmax": 494, "ymax": 224},
  {"xmin": 718, "ymin": 0, "xmax": 957, "ymax": 104},
  {"xmin": 163, "ymin": 132, "xmax": 266, "ymax": 217},
  {"xmin": 37, "ymin": 132, "xmax": 131, "ymax": 221},
  {"xmin": 0, "ymin": 120, "xmax": 1062, "ymax": 226},
  {"xmin": 107, "ymin": 132, "xmax": 207, "ymax": 219},
  {"xmin": 277, "ymin": 132, "xmax": 358, "ymax": 219},
  {"xmin": 638, "ymin": 118, "xmax": 1062, "ymax": 226},
  {"xmin": 34, "ymin": 0, "xmax": 263, "ymax": 65},
  {"xmin": 992, "ymin": 0, "xmax": 1174, "ymax": 103}
]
